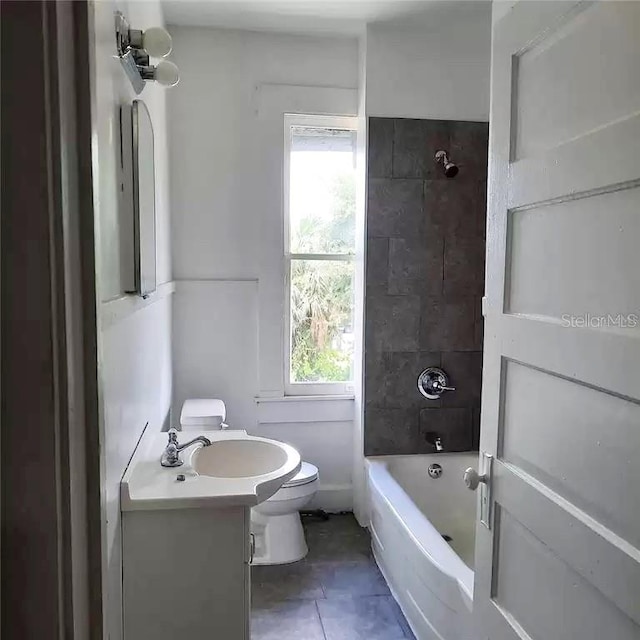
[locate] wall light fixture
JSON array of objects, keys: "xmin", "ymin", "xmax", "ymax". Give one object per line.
[{"xmin": 115, "ymin": 12, "xmax": 179, "ymax": 94}]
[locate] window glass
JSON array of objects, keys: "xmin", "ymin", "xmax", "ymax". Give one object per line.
[
  {"xmin": 289, "ymin": 126, "xmax": 356, "ymax": 255},
  {"xmin": 290, "ymin": 259, "xmax": 354, "ymax": 384}
]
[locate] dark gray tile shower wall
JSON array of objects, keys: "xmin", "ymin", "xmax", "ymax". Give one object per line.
[{"xmin": 364, "ymin": 118, "xmax": 489, "ymax": 456}]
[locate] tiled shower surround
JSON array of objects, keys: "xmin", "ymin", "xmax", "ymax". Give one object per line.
[{"xmin": 364, "ymin": 118, "xmax": 489, "ymax": 456}]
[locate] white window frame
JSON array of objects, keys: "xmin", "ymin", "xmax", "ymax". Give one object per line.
[{"xmin": 283, "ymin": 113, "xmax": 358, "ymax": 397}]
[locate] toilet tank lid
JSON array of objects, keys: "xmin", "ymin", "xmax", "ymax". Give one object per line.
[
  {"xmin": 282, "ymin": 462, "xmax": 318, "ymax": 488},
  {"xmin": 180, "ymin": 399, "xmax": 226, "ymax": 426}
]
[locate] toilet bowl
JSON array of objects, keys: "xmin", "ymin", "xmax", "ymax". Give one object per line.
[{"xmin": 251, "ymin": 462, "xmax": 319, "ymax": 565}]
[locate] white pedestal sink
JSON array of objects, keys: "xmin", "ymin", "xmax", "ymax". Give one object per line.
[
  {"xmin": 120, "ymin": 429, "xmax": 301, "ymax": 640},
  {"xmin": 121, "ymin": 430, "xmax": 301, "ymax": 510}
]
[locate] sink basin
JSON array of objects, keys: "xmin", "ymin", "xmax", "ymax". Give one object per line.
[
  {"xmin": 193, "ymin": 438, "xmax": 290, "ymax": 478},
  {"xmin": 121, "ymin": 430, "xmax": 301, "ymax": 511}
]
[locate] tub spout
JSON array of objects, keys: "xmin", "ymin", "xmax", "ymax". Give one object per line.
[{"xmin": 425, "ymin": 432, "xmax": 444, "ymax": 452}]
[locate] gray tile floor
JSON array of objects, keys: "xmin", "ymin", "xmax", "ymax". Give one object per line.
[{"xmin": 251, "ymin": 514, "xmax": 416, "ymax": 640}]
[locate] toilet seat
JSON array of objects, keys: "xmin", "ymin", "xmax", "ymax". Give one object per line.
[{"xmin": 281, "ymin": 462, "xmax": 318, "ymax": 489}]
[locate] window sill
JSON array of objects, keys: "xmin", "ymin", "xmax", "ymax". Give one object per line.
[
  {"xmin": 255, "ymin": 395, "xmax": 355, "ymax": 403},
  {"xmin": 254, "ymin": 394, "xmax": 354, "ymax": 424}
]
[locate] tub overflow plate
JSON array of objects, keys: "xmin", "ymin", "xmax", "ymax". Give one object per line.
[{"xmin": 428, "ymin": 463, "xmax": 443, "ymax": 479}]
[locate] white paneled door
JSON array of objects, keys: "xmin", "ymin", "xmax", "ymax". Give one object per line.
[{"xmin": 475, "ymin": 2, "xmax": 640, "ymax": 640}]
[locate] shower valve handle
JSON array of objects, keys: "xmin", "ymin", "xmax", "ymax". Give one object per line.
[{"xmin": 433, "ymin": 380, "xmax": 456, "ymax": 393}]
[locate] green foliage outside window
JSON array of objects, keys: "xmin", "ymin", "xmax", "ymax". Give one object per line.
[{"xmin": 290, "ymin": 174, "xmax": 355, "ymax": 383}]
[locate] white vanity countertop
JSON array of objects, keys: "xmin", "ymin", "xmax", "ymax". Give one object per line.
[{"xmin": 121, "ymin": 429, "xmax": 301, "ymax": 512}]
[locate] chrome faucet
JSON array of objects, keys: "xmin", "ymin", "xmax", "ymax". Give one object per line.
[
  {"xmin": 161, "ymin": 428, "xmax": 212, "ymax": 467},
  {"xmin": 424, "ymin": 431, "xmax": 444, "ymax": 452}
]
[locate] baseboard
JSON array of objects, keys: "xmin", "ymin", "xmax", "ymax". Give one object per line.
[{"xmin": 308, "ymin": 483, "xmax": 353, "ymax": 513}]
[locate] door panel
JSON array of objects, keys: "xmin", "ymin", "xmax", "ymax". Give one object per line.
[
  {"xmin": 494, "ymin": 506, "xmax": 639, "ymax": 640},
  {"xmin": 506, "ymin": 187, "xmax": 640, "ymax": 318},
  {"xmin": 476, "ymin": 3, "xmax": 640, "ymax": 639},
  {"xmin": 513, "ymin": 3, "xmax": 640, "ymax": 160},
  {"xmin": 494, "ymin": 463, "xmax": 640, "ymax": 625},
  {"xmin": 501, "ymin": 360, "xmax": 640, "ymax": 547},
  {"xmin": 509, "ymin": 114, "xmax": 640, "ymax": 210}
]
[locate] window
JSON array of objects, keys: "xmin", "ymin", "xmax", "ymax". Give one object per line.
[{"xmin": 284, "ymin": 115, "xmax": 358, "ymax": 396}]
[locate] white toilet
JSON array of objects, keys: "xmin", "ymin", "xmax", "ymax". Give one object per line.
[
  {"xmin": 251, "ymin": 461, "xmax": 319, "ymax": 565},
  {"xmin": 179, "ymin": 398, "xmax": 319, "ymax": 565}
]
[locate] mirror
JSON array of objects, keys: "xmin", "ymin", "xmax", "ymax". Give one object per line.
[
  {"xmin": 121, "ymin": 99, "xmax": 156, "ymax": 297},
  {"xmin": 132, "ymin": 100, "xmax": 156, "ymax": 297}
]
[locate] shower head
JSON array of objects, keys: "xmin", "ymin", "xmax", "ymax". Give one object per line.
[{"xmin": 435, "ymin": 150, "xmax": 459, "ymax": 178}]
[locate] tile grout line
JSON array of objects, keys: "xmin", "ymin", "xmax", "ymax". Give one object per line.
[
  {"xmin": 391, "ymin": 118, "xmax": 396, "ymax": 178},
  {"xmin": 314, "ymin": 600, "xmax": 329, "ymax": 640}
]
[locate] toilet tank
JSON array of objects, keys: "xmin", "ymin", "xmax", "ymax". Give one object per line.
[{"xmin": 180, "ymin": 398, "xmax": 227, "ymax": 430}]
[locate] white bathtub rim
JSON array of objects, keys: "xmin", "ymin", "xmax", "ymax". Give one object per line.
[{"xmin": 367, "ymin": 457, "xmax": 474, "ymax": 609}]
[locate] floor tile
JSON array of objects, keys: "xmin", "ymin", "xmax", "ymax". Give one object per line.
[
  {"xmin": 316, "ymin": 561, "xmax": 390, "ymax": 598},
  {"xmin": 304, "ymin": 514, "xmax": 373, "ymax": 564},
  {"xmin": 251, "ymin": 600, "xmax": 326, "ymax": 640},
  {"xmin": 252, "ymin": 562, "xmax": 324, "ymax": 606},
  {"xmin": 251, "ymin": 513, "xmax": 416, "ymax": 639},
  {"xmin": 305, "ymin": 533, "xmax": 373, "ymax": 564},
  {"xmin": 317, "ymin": 595, "xmax": 407, "ymax": 640}
]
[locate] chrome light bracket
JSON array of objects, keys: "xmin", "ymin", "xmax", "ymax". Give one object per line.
[
  {"xmin": 115, "ymin": 12, "xmax": 145, "ymax": 94},
  {"xmin": 118, "ymin": 50, "xmax": 145, "ymax": 94}
]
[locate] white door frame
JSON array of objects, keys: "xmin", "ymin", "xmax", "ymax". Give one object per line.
[{"xmin": 1, "ymin": 1, "xmax": 103, "ymax": 637}]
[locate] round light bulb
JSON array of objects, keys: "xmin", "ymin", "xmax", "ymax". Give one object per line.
[
  {"xmin": 154, "ymin": 60, "xmax": 179, "ymax": 87},
  {"xmin": 142, "ymin": 27, "xmax": 172, "ymax": 58}
]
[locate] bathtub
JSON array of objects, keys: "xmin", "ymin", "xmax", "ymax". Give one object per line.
[{"xmin": 367, "ymin": 453, "xmax": 478, "ymax": 640}]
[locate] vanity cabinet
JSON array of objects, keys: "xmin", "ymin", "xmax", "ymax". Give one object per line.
[
  {"xmin": 120, "ymin": 429, "xmax": 299, "ymax": 639},
  {"xmin": 122, "ymin": 505, "xmax": 251, "ymax": 640}
]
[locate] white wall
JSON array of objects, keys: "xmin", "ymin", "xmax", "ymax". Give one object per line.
[
  {"xmin": 492, "ymin": 0, "xmax": 520, "ymax": 26},
  {"xmin": 168, "ymin": 27, "xmax": 359, "ymax": 509},
  {"xmin": 91, "ymin": 1, "xmax": 172, "ymax": 637},
  {"xmin": 259, "ymin": 420, "xmax": 354, "ymax": 511},
  {"xmin": 365, "ymin": 8, "xmax": 492, "ymax": 121},
  {"xmin": 169, "ymin": 27, "xmax": 358, "ymax": 281}
]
